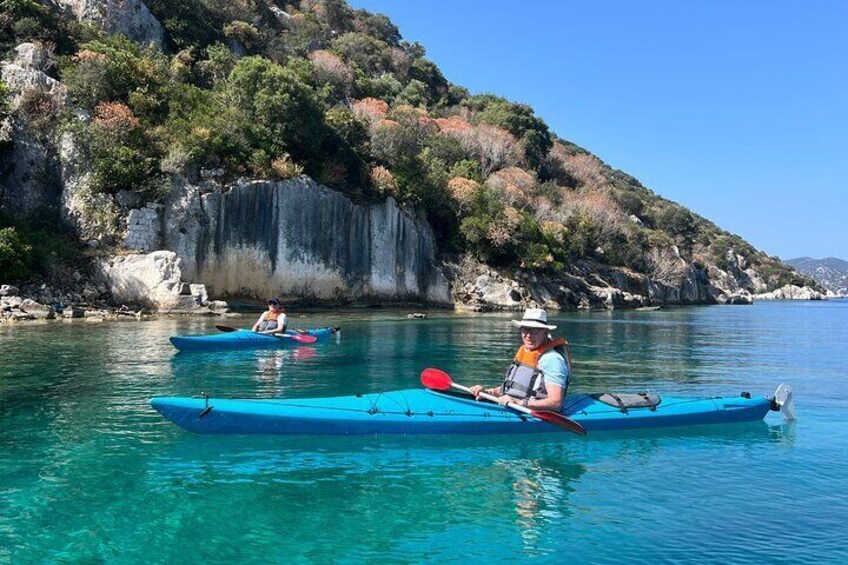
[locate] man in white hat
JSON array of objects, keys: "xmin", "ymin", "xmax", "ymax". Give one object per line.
[{"xmin": 469, "ymin": 308, "xmax": 571, "ymax": 412}]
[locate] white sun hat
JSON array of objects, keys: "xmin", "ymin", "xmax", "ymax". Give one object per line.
[{"xmin": 511, "ymin": 308, "xmax": 557, "ymax": 330}]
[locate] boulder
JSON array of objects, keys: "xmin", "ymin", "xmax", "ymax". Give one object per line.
[
  {"xmin": 1, "ymin": 43, "xmax": 68, "ymax": 110},
  {"xmin": 96, "ymin": 251, "xmax": 225, "ymax": 313},
  {"xmin": 54, "ymin": 0, "xmax": 164, "ymax": 47},
  {"xmin": 11, "ymin": 43, "xmax": 54, "ymax": 73},
  {"xmin": 19, "ymin": 299, "xmax": 54, "ymax": 319},
  {"xmin": 0, "ymin": 285, "xmax": 20, "ymax": 297}
]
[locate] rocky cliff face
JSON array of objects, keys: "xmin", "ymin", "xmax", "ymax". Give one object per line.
[
  {"xmin": 446, "ymin": 256, "xmax": 754, "ymax": 312},
  {"xmin": 0, "ymin": 43, "xmax": 67, "ymax": 217},
  {"xmin": 53, "ymin": 0, "xmax": 164, "ymax": 47},
  {"xmin": 156, "ymin": 176, "xmax": 452, "ymax": 305}
]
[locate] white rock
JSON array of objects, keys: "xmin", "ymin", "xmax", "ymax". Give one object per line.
[{"xmin": 54, "ymin": 0, "xmax": 164, "ymax": 47}]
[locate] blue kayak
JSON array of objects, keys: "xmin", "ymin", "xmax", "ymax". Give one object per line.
[
  {"xmin": 150, "ymin": 388, "xmax": 780, "ymax": 435},
  {"xmin": 169, "ymin": 327, "xmax": 339, "ymax": 352}
]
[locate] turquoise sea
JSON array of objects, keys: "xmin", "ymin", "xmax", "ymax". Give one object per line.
[{"xmin": 1, "ymin": 301, "xmax": 846, "ymax": 563}]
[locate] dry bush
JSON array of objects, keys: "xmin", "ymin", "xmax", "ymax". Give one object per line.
[
  {"xmin": 92, "ymin": 102, "xmax": 140, "ymax": 138},
  {"xmin": 271, "ymin": 154, "xmax": 304, "ymax": 179},
  {"xmin": 17, "ymin": 88, "xmax": 62, "ymax": 133},
  {"xmin": 447, "ymin": 176, "xmax": 479, "ymax": 211},
  {"xmin": 71, "ymin": 49, "xmax": 106, "ymax": 63},
  {"xmin": 389, "ymin": 47, "xmax": 410, "ymax": 76},
  {"xmin": 545, "ymin": 143, "xmax": 608, "ymax": 192},
  {"xmin": 487, "ymin": 206, "xmax": 522, "ymax": 248},
  {"xmin": 369, "ymin": 165, "xmax": 399, "ymax": 198},
  {"xmin": 485, "ymin": 166, "xmax": 537, "ymax": 207},
  {"xmin": 541, "ymin": 220, "xmax": 567, "ymax": 244},
  {"xmin": 434, "ymin": 115, "xmax": 472, "ymax": 134},
  {"xmin": 351, "ymin": 97, "xmax": 389, "ymax": 125},
  {"xmin": 445, "ymin": 123, "xmax": 522, "ymax": 176},
  {"xmin": 560, "ymin": 191, "xmax": 629, "ymax": 242},
  {"xmin": 309, "ymin": 50, "xmax": 353, "ymax": 93},
  {"xmin": 390, "ymin": 104, "xmax": 436, "ymax": 131}
]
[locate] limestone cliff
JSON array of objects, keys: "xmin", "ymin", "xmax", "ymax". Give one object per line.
[{"xmin": 157, "ymin": 176, "xmax": 451, "ymax": 305}]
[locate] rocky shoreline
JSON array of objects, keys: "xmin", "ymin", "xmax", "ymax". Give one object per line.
[
  {"xmin": 0, "ymin": 250, "xmax": 229, "ymax": 324},
  {"xmin": 2, "ymin": 253, "xmax": 835, "ymax": 325}
]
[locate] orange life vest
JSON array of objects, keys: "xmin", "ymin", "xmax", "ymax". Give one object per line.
[
  {"xmin": 258, "ymin": 310, "xmax": 286, "ymax": 332},
  {"xmin": 502, "ymin": 338, "xmax": 571, "ymax": 400}
]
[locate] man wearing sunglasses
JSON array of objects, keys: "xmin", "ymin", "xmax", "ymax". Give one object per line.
[{"xmin": 469, "ymin": 308, "xmax": 571, "ymax": 412}]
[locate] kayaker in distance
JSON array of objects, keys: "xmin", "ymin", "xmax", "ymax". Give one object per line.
[
  {"xmin": 469, "ymin": 308, "xmax": 570, "ymax": 412},
  {"xmin": 252, "ymin": 298, "xmax": 288, "ymax": 335}
]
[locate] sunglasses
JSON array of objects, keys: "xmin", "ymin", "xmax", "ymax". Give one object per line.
[{"xmin": 519, "ymin": 327, "xmax": 546, "ymax": 334}]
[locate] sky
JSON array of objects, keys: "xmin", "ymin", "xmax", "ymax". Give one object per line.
[{"xmin": 348, "ymin": 0, "xmax": 847, "ymax": 260}]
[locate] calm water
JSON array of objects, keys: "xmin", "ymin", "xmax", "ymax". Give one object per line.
[{"xmin": 1, "ymin": 301, "xmax": 846, "ymax": 563}]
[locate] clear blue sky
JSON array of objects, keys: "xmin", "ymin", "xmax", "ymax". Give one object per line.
[{"xmin": 348, "ymin": 0, "xmax": 847, "ymax": 260}]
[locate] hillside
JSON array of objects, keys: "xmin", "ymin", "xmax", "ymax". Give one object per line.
[
  {"xmin": 785, "ymin": 257, "xmax": 848, "ymax": 296},
  {"xmin": 0, "ymin": 0, "xmax": 819, "ymax": 311}
]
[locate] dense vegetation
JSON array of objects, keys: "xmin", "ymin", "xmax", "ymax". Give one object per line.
[{"xmin": 0, "ymin": 0, "xmax": 811, "ymax": 291}]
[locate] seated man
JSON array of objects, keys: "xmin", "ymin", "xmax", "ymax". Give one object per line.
[{"xmin": 470, "ymin": 308, "xmax": 570, "ymax": 412}]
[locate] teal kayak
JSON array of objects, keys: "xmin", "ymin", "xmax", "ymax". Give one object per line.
[
  {"xmin": 150, "ymin": 388, "xmax": 781, "ymax": 435},
  {"xmin": 169, "ymin": 327, "xmax": 339, "ymax": 352}
]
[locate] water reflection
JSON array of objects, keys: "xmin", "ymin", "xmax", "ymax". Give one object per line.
[
  {"xmin": 167, "ymin": 346, "xmax": 326, "ymax": 403},
  {"xmin": 496, "ymin": 456, "xmax": 586, "ymax": 554}
]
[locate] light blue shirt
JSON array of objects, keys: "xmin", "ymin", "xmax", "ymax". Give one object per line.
[{"xmin": 538, "ymin": 349, "xmax": 569, "ymax": 390}]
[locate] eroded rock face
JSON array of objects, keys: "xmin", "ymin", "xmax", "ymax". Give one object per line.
[
  {"xmin": 54, "ymin": 0, "xmax": 164, "ymax": 47},
  {"xmin": 162, "ymin": 177, "xmax": 452, "ymax": 305},
  {"xmin": 0, "ymin": 43, "xmax": 67, "ymax": 216}
]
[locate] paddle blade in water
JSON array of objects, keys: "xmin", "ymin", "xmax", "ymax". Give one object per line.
[
  {"xmin": 531, "ymin": 410, "xmax": 587, "ymax": 436},
  {"xmin": 420, "ymin": 368, "xmax": 453, "ymax": 391},
  {"xmin": 215, "ymin": 324, "xmax": 238, "ymax": 333}
]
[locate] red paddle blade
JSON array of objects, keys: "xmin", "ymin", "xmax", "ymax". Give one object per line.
[
  {"xmin": 420, "ymin": 368, "xmax": 453, "ymax": 391},
  {"xmin": 288, "ymin": 333, "xmax": 317, "ymax": 344},
  {"xmin": 531, "ymin": 410, "xmax": 587, "ymax": 436}
]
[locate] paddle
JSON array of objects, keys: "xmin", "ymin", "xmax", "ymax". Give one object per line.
[
  {"xmin": 214, "ymin": 324, "xmax": 317, "ymax": 344},
  {"xmin": 420, "ymin": 368, "xmax": 586, "ymax": 436}
]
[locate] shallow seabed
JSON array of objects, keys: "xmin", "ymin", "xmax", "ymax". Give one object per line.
[{"xmin": 1, "ymin": 301, "xmax": 846, "ymax": 563}]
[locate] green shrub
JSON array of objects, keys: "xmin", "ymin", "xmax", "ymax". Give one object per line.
[
  {"xmin": 395, "ymin": 79, "xmax": 429, "ymax": 107},
  {"xmin": 355, "ymin": 72, "xmax": 403, "ymax": 100},
  {"xmin": 227, "ymin": 57, "xmax": 328, "ymax": 173},
  {"xmin": 324, "ymin": 107, "xmax": 369, "ymax": 153},
  {"xmin": 196, "ymin": 43, "xmax": 238, "ymax": 87},
  {"xmin": 0, "ymin": 227, "xmax": 33, "ymax": 281},
  {"xmin": 144, "ymin": 0, "xmax": 225, "ymax": 51},
  {"xmin": 352, "ymin": 10, "xmax": 401, "ymax": 46},
  {"xmin": 223, "ymin": 21, "xmax": 262, "ymax": 52},
  {"xmin": 332, "ymin": 32, "xmax": 392, "ymax": 76},
  {"xmin": 449, "ymin": 159, "xmax": 483, "ymax": 183},
  {"xmin": 0, "ymin": 0, "xmax": 83, "ymax": 54},
  {"xmin": 64, "ymin": 36, "xmax": 169, "ymax": 114},
  {"xmin": 407, "ymin": 57, "xmax": 450, "ymax": 108},
  {"xmin": 655, "ymin": 206, "xmax": 695, "ymax": 241},
  {"xmin": 88, "ymin": 102, "xmax": 158, "ymax": 194}
]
